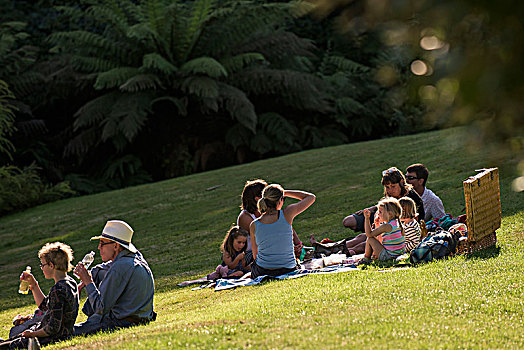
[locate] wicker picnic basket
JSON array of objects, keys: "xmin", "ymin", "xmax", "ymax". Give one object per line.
[{"xmin": 460, "ymin": 168, "xmax": 501, "ymax": 253}]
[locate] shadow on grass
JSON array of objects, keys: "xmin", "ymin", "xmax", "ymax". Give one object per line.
[{"xmin": 464, "ymin": 245, "xmax": 501, "ymax": 260}]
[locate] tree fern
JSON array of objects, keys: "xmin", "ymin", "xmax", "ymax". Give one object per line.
[
  {"xmin": 94, "ymin": 67, "xmax": 139, "ymax": 90},
  {"xmin": 71, "ymin": 56, "xmax": 118, "ymax": 73},
  {"xmin": 179, "ymin": 0, "xmax": 215, "ymax": 62},
  {"xmin": 181, "ymin": 76, "xmax": 219, "ymax": 99},
  {"xmin": 220, "ymin": 53, "xmax": 265, "ymax": 74},
  {"xmin": 218, "ymin": 83, "xmax": 256, "ymax": 132},
  {"xmin": 0, "ymin": 80, "xmax": 16, "ymax": 161},
  {"xmin": 324, "ymin": 55, "xmax": 370, "ymax": 74},
  {"xmin": 181, "ymin": 57, "xmax": 228, "ymax": 78},
  {"xmin": 120, "ymin": 74, "xmax": 163, "ymax": 92},
  {"xmin": 141, "ymin": 53, "xmax": 178, "ymax": 74},
  {"xmin": 73, "ymin": 92, "xmax": 120, "ymax": 130}
]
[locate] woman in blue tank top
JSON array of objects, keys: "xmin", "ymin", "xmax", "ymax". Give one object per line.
[{"xmin": 250, "ymin": 184, "xmax": 316, "ymax": 278}]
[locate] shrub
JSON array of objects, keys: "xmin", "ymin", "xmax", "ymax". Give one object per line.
[{"xmin": 0, "ymin": 164, "xmax": 74, "ymax": 216}]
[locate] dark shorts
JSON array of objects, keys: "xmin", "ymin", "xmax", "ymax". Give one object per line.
[
  {"xmin": 351, "ymin": 206, "xmax": 377, "ymax": 232},
  {"xmin": 251, "ymin": 261, "xmax": 297, "ymax": 279}
]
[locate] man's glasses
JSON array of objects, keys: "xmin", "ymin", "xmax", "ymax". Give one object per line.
[
  {"xmin": 40, "ymin": 262, "xmax": 50, "ymax": 268},
  {"xmin": 406, "ymin": 175, "xmax": 419, "ymax": 180},
  {"xmin": 99, "ymin": 241, "xmax": 115, "ymax": 247}
]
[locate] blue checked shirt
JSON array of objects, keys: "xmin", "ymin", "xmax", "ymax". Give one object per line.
[{"xmin": 84, "ymin": 250, "xmax": 155, "ymax": 320}]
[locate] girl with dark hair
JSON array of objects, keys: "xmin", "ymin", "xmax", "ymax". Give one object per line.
[
  {"xmin": 221, "ymin": 225, "xmax": 251, "ymax": 277},
  {"xmin": 250, "ymin": 184, "xmax": 315, "ymax": 278},
  {"xmin": 237, "ymin": 179, "xmax": 303, "ymax": 258}
]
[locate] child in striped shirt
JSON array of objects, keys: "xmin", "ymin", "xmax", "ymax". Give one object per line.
[
  {"xmin": 399, "ymin": 197, "xmax": 421, "ymax": 253},
  {"xmin": 360, "ymin": 197, "xmax": 405, "ymax": 264}
]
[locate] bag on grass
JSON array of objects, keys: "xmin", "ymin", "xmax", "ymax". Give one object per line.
[
  {"xmin": 313, "ymin": 239, "xmax": 349, "ymax": 258},
  {"xmin": 409, "ymin": 228, "xmax": 459, "ymax": 264}
]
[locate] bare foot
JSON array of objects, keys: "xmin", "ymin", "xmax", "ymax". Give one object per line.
[
  {"xmin": 310, "ymin": 234, "xmax": 318, "ymax": 245},
  {"xmin": 348, "ymin": 249, "xmax": 356, "ymax": 256}
]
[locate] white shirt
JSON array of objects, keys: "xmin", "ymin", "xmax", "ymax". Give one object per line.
[{"xmin": 421, "ymin": 188, "xmax": 445, "ymax": 222}]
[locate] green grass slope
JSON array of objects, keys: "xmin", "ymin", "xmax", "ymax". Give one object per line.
[{"xmin": 0, "ymin": 128, "xmax": 523, "ymax": 348}]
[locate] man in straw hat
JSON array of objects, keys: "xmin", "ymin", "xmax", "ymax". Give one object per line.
[{"xmin": 73, "ymin": 220, "xmax": 156, "ymax": 336}]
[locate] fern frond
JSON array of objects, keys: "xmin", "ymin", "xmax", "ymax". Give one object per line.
[
  {"xmin": 143, "ymin": 0, "xmax": 165, "ymax": 35},
  {"xmin": 233, "ymin": 68, "xmax": 331, "ymax": 113},
  {"xmin": 324, "ymin": 56, "xmax": 370, "ymax": 73},
  {"xmin": 94, "ymin": 67, "xmax": 139, "ymax": 90},
  {"xmin": 181, "ymin": 76, "xmax": 219, "ymax": 99},
  {"xmin": 87, "ymin": 5, "xmax": 131, "ymax": 35},
  {"xmin": 104, "ymin": 92, "xmax": 154, "ymax": 143},
  {"xmin": 198, "ymin": 3, "xmax": 292, "ymax": 57},
  {"xmin": 63, "ymin": 128, "xmax": 100, "ymax": 157},
  {"xmin": 258, "ymin": 113, "xmax": 298, "ymax": 143},
  {"xmin": 73, "ymin": 92, "xmax": 120, "ymax": 130},
  {"xmin": 218, "ymin": 83, "xmax": 256, "ymax": 132},
  {"xmin": 10, "ymin": 72, "xmax": 45, "ymax": 98},
  {"xmin": 181, "ymin": 57, "xmax": 227, "ymax": 78},
  {"xmin": 120, "ymin": 74, "xmax": 162, "ymax": 92},
  {"xmin": 335, "ymin": 97, "xmax": 365, "ymax": 115},
  {"xmin": 239, "ymin": 32, "xmax": 315, "ymax": 62},
  {"xmin": 225, "ymin": 123, "xmax": 253, "ymax": 150},
  {"xmin": 1, "ymin": 22, "xmax": 27, "ymax": 31},
  {"xmin": 0, "ymin": 80, "xmax": 16, "ymax": 160},
  {"xmin": 71, "ymin": 56, "xmax": 118, "ymax": 73},
  {"xmin": 54, "ymin": 6, "xmax": 87, "ymax": 23},
  {"xmin": 47, "ymin": 31, "xmax": 114, "ymax": 53},
  {"xmin": 220, "ymin": 53, "xmax": 265, "ymax": 74},
  {"xmin": 141, "ymin": 53, "xmax": 178, "ymax": 74},
  {"xmin": 179, "ymin": 0, "xmax": 215, "ymax": 61}
]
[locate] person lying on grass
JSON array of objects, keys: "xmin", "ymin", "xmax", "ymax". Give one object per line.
[
  {"xmin": 0, "ymin": 242, "xmax": 79, "ymax": 349},
  {"xmin": 250, "ymin": 184, "xmax": 315, "ymax": 278},
  {"xmin": 359, "ymin": 197, "xmax": 406, "ymax": 265},
  {"xmin": 208, "ymin": 225, "xmax": 251, "ymax": 280},
  {"xmin": 73, "ymin": 220, "xmax": 155, "ymax": 336},
  {"xmin": 237, "ymin": 179, "xmax": 304, "ymax": 259}
]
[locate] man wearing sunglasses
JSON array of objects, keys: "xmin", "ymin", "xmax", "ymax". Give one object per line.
[
  {"xmin": 405, "ymin": 164, "xmax": 445, "ymax": 221},
  {"xmin": 73, "ymin": 220, "xmax": 156, "ymax": 336}
]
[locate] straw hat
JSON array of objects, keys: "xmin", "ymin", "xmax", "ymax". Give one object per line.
[{"xmin": 90, "ymin": 220, "xmax": 137, "ymax": 253}]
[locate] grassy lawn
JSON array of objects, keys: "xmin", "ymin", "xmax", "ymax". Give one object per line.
[{"xmin": 0, "ymin": 127, "xmax": 522, "ymax": 348}]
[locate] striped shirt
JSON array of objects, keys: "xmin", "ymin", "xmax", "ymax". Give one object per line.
[
  {"xmin": 382, "ymin": 219, "xmax": 405, "ymax": 256},
  {"xmin": 404, "ymin": 219, "xmax": 421, "ymax": 252}
]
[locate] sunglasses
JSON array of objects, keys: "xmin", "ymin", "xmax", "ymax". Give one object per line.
[
  {"xmin": 382, "ymin": 168, "xmax": 400, "ymax": 176},
  {"xmin": 40, "ymin": 262, "xmax": 50, "ymax": 268},
  {"xmin": 99, "ymin": 241, "xmax": 115, "ymax": 247},
  {"xmin": 405, "ymin": 175, "xmax": 420, "ymax": 180}
]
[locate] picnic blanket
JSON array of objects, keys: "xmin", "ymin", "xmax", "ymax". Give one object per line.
[{"xmin": 181, "ymin": 263, "xmax": 359, "ymax": 291}]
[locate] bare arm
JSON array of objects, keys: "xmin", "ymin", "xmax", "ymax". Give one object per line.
[
  {"xmin": 22, "ymin": 328, "xmax": 49, "ymax": 338},
  {"xmin": 364, "ymin": 209, "xmax": 391, "ymax": 238},
  {"xmin": 283, "ymin": 190, "xmax": 316, "ymax": 224},
  {"xmin": 250, "ymin": 221, "xmax": 258, "ymax": 259},
  {"xmin": 223, "ymin": 251, "xmax": 245, "ymax": 269},
  {"xmin": 238, "ymin": 211, "xmax": 255, "ymax": 232}
]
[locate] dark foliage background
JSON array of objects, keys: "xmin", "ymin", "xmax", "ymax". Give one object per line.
[{"xmin": 9, "ymin": 0, "xmax": 518, "ymax": 214}]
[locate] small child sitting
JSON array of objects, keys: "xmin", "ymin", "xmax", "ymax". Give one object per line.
[
  {"xmin": 208, "ymin": 226, "xmax": 251, "ymax": 280},
  {"xmin": 1, "ymin": 242, "xmax": 79, "ymax": 349},
  {"xmin": 399, "ymin": 197, "xmax": 421, "ymax": 253},
  {"xmin": 359, "ymin": 197, "xmax": 406, "ymax": 264}
]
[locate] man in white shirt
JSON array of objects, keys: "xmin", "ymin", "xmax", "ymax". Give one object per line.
[{"xmin": 405, "ymin": 163, "xmax": 445, "ymax": 222}]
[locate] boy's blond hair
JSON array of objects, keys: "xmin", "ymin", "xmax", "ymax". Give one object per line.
[{"xmin": 38, "ymin": 242, "xmax": 74, "ymax": 272}]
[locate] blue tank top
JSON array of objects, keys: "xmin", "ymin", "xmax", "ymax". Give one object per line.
[{"xmin": 254, "ymin": 210, "xmax": 296, "ymax": 269}]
